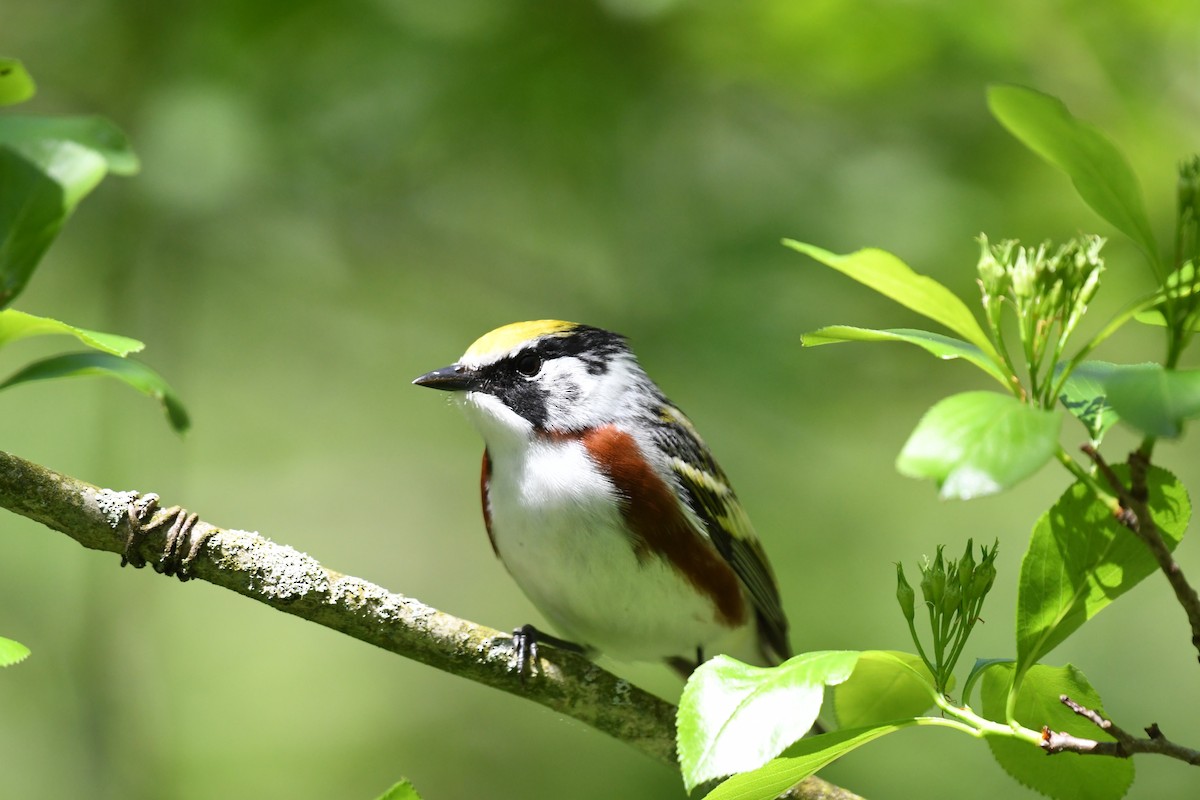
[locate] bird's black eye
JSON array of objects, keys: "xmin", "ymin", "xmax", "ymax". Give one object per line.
[{"xmin": 516, "ymin": 353, "xmax": 542, "ymax": 377}]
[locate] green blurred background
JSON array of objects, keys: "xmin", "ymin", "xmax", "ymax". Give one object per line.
[{"xmin": 3, "ymin": 1, "xmax": 1199, "ymax": 798}]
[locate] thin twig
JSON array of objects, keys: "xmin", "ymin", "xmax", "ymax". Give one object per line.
[
  {"xmin": 1079, "ymin": 444, "xmax": 1129, "ymax": 503},
  {"xmin": 0, "ymin": 448, "xmax": 858, "ymax": 800},
  {"xmin": 1040, "ymin": 695, "xmax": 1200, "ymax": 766},
  {"xmin": 1080, "ymin": 444, "xmax": 1200, "ymax": 662}
]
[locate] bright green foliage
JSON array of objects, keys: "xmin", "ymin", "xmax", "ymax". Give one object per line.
[
  {"xmin": 0, "ymin": 116, "xmax": 139, "ymax": 176},
  {"xmin": 1137, "ymin": 262, "xmax": 1200, "ymax": 331},
  {"xmin": 0, "ymin": 309, "xmax": 143, "ymax": 354},
  {"xmin": 705, "ymin": 722, "xmax": 914, "ymax": 800},
  {"xmin": 0, "ymin": 64, "xmax": 186, "ymax": 432},
  {"xmin": 1055, "ymin": 360, "xmax": 1123, "ymax": 442},
  {"xmin": 987, "ymin": 85, "xmax": 1158, "ymax": 267},
  {"xmin": 801, "ymin": 325, "xmax": 1008, "ymax": 386},
  {"xmin": 1015, "ymin": 465, "xmax": 1189, "ymax": 690},
  {"xmin": 0, "ymin": 118, "xmax": 139, "ymax": 307},
  {"xmin": 793, "ymin": 233, "xmax": 1108, "ymax": 501},
  {"xmin": 0, "ymin": 147, "xmax": 75, "ymax": 308},
  {"xmin": 832, "ymin": 650, "xmax": 937, "ymax": 728},
  {"xmin": 797, "ymin": 85, "xmax": 1199, "ymax": 497},
  {"xmin": 0, "ymin": 58, "xmax": 35, "ymax": 106},
  {"xmin": 786, "ymin": 241, "xmax": 1000, "ymax": 363},
  {"xmin": 676, "ymin": 651, "xmax": 858, "ymax": 792},
  {"xmin": 1102, "ymin": 363, "xmax": 1200, "ymax": 438},
  {"xmin": 1135, "ymin": 165, "xmax": 1200, "ymax": 364},
  {"xmin": 771, "ymin": 86, "xmax": 1183, "ymax": 800},
  {"xmin": 0, "ymin": 636, "xmax": 30, "ymax": 667},
  {"xmin": 896, "ymin": 392, "xmax": 1061, "ymax": 500},
  {"xmin": 1135, "ymin": 308, "xmax": 1197, "ymax": 330},
  {"xmin": 1056, "ymin": 359, "xmax": 1200, "ymax": 440},
  {"xmin": 981, "ymin": 663, "xmax": 1134, "ymax": 800},
  {"xmin": 0, "ymin": 352, "xmax": 189, "ymax": 433},
  {"xmin": 374, "ymin": 780, "xmax": 423, "ymax": 800},
  {"xmin": 680, "ymin": 645, "xmax": 1035, "ymax": 798},
  {"xmin": 962, "ymin": 657, "xmax": 1014, "ymax": 707}
]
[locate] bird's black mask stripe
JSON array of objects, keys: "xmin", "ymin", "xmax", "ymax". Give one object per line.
[{"xmin": 473, "ymin": 326, "xmax": 630, "ymax": 430}]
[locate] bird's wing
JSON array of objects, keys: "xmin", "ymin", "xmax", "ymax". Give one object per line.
[{"xmin": 653, "ymin": 404, "xmax": 791, "ymax": 662}]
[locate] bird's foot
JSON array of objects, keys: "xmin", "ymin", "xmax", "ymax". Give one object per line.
[{"xmin": 509, "ymin": 624, "xmax": 586, "ymax": 681}]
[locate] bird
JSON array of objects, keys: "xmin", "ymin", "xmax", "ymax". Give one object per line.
[{"xmin": 413, "ymin": 320, "xmax": 790, "ymax": 675}]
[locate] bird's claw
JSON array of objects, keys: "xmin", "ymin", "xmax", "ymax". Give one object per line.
[{"xmin": 509, "ymin": 624, "xmax": 587, "ymax": 682}]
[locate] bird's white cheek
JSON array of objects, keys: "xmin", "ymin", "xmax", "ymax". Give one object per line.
[{"xmin": 458, "ymin": 391, "xmax": 532, "ymax": 445}]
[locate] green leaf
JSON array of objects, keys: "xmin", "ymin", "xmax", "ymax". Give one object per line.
[
  {"xmin": 0, "ymin": 308, "xmax": 143, "ymax": 354},
  {"xmin": 374, "ymin": 779, "xmax": 422, "ymax": 800},
  {"xmin": 6, "ymin": 139, "xmax": 108, "ymax": 211},
  {"xmin": 1134, "ymin": 310, "xmax": 1200, "ymax": 330},
  {"xmin": 802, "ymin": 325, "xmax": 1009, "ymax": 386},
  {"xmin": 896, "ymin": 391, "xmax": 1062, "ymax": 500},
  {"xmin": 962, "ymin": 658, "xmax": 1013, "ymax": 707},
  {"xmin": 981, "ymin": 663, "xmax": 1134, "ymax": 800},
  {"xmin": 0, "ymin": 115, "xmax": 138, "ymax": 306},
  {"xmin": 1103, "ymin": 363, "xmax": 1200, "ymax": 438},
  {"xmin": 677, "ymin": 650, "xmax": 858, "ymax": 792},
  {"xmin": 1015, "ymin": 465, "xmax": 1188, "ymax": 685},
  {"xmin": 832, "ymin": 650, "xmax": 936, "ymax": 728},
  {"xmin": 987, "ymin": 85, "xmax": 1157, "ymax": 266},
  {"xmin": 0, "ymin": 352, "xmax": 190, "ymax": 433},
  {"xmin": 0, "ymin": 147, "xmax": 69, "ymax": 308},
  {"xmin": 0, "ymin": 58, "xmax": 36, "ymax": 106},
  {"xmin": 1055, "ymin": 360, "xmax": 1123, "ymax": 443},
  {"xmin": 785, "ymin": 241, "xmax": 1000, "ymax": 363},
  {"xmin": 0, "ymin": 636, "xmax": 31, "ymax": 667},
  {"xmin": 0, "ymin": 115, "xmax": 140, "ymax": 175},
  {"xmin": 705, "ymin": 722, "xmax": 913, "ymax": 800},
  {"xmin": 1056, "ymin": 360, "xmax": 1200, "ymax": 441},
  {"xmin": 1135, "ymin": 262, "xmax": 1200, "ymax": 329}
]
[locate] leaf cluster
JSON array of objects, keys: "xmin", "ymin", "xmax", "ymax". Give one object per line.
[
  {"xmin": 0, "ymin": 57, "xmax": 187, "ymax": 434},
  {"xmin": 677, "ymin": 85, "xmax": 1199, "ymax": 799},
  {"xmin": 0, "ymin": 57, "xmax": 192, "ymax": 667}
]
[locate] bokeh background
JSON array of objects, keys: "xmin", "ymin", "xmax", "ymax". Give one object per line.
[{"xmin": 3, "ymin": 2, "xmax": 1199, "ymax": 798}]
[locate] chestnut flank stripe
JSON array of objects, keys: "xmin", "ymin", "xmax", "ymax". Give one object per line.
[
  {"xmin": 480, "ymin": 449, "xmax": 498, "ymax": 556},
  {"xmin": 580, "ymin": 425, "xmax": 746, "ymax": 627}
]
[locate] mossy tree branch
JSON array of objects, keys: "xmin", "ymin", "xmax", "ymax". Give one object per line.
[{"xmin": 0, "ymin": 448, "xmax": 859, "ymax": 800}]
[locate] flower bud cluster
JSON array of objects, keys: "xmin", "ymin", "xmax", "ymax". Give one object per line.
[
  {"xmin": 976, "ymin": 233, "xmax": 1105, "ymax": 405},
  {"xmin": 978, "ymin": 234, "xmax": 1104, "ymax": 325},
  {"xmin": 896, "ymin": 538, "xmax": 998, "ymax": 696}
]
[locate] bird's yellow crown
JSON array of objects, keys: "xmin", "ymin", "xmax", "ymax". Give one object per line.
[{"xmin": 464, "ymin": 319, "xmax": 578, "ymax": 360}]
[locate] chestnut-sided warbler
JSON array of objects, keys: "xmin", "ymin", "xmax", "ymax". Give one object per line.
[{"xmin": 414, "ymin": 320, "xmax": 790, "ymax": 672}]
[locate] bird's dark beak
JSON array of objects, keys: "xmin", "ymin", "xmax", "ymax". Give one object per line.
[{"xmin": 412, "ymin": 364, "xmax": 476, "ymax": 392}]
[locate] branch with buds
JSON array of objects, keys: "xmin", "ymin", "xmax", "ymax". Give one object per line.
[
  {"xmin": 1040, "ymin": 695, "xmax": 1200, "ymax": 765},
  {"xmin": 1081, "ymin": 444, "xmax": 1200, "ymax": 662},
  {"xmin": 0, "ymin": 448, "xmax": 859, "ymax": 800}
]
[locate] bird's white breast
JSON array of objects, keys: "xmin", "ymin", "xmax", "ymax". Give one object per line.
[{"xmin": 483, "ymin": 434, "xmax": 750, "ymax": 663}]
